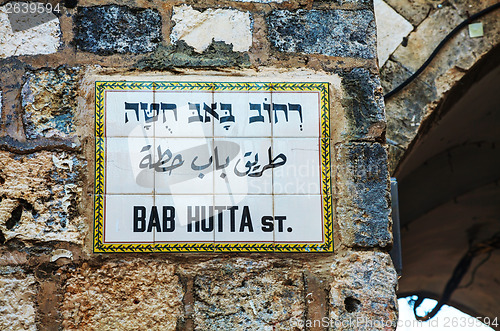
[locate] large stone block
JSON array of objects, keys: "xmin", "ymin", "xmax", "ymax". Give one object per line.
[
  {"xmin": 61, "ymin": 260, "xmax": 183, "ymax": 330},
  {"xmin": 193, "ymin": 259, "xmax": 305, "ymax": 330},
  {"xmin": 0, "ymin": 2, "xmax": 61, "ymax": 58},
  {"xmin": 73, "ymin": 5, "xmax": 162, "ymax": 55},
  {"xmin": 135, "ymin": 40, "xmax": 251, "ymax": 70},
  {"xmin": 382, "ymin": 0, "xmax": 432, "ymax": 26},
  {"xmin": 330, "ymin": 251, "xmax": 398, "ymax": 330},
  {"xmin": 0, "ymin": 151, "xmax": 84, "ymax": 244},
  {"xmin": 0, "ymin": 273, "xmax": 37, "ymax": 331},
  {"xmin": 381, "ymin": 58, "xmax": 437, "ymax": 171},
  {"xmin": 340, "ymin": 68, "xmax": 386, "ymax": 141},
  {"xmin": 335, "ymin": 142, "xmax": 392, "ymax": 248},
  {"xmin": 374, "ymin": 0, "xmax": 413, "ymax": 67},
  {"xmin": 22, "ymin": 67, "xmax": 82, "ymax": 139},
  {"xmin": 267, "ymin": 9, "xmax": 376, "ymax": 59}
]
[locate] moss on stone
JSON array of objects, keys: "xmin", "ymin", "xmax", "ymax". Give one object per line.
[{"xmin": 135, "ymin": 40, "xmax": 251, "ymax": 70}]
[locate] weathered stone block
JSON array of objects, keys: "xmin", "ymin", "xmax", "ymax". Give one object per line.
[
  {"xmin": 330, "ymin": 251, "xmax": 398, "ymax": 330},
  {"xmin": 170, "ymin": 5, "xmax": 252, "ymax": 53},
  {"xmin": 0, "ymin": 273, "xmax": 37, "ymax": 331},
  {"xmin": 73, "ymin": 5, "xmax": 162, "ymax": 55},
  {"xmin": 381, "ymin": 2, "xmax": 500, "ymax": 171},
  {"xmin": 0, "ymin": 151, "xmax": 84, "ymax": 244},
  {"xmin": 193, "ymin": 259, "xmax": 304, "ymax": 330},
  {"xmin": 315, "ymin": 0, "xmax": 371, "ymax": 5},
  {"xmin": 267, "ymin": 9, "xmax": 376, "ymax": 59},
  {"xmin": 62, "ymin": 260, "xmax": 183, "ymax": 330},
  {"xmin": 22, "ymin": 67, "xmax": 82, "ymax": 139},
  {"xmin": 335, "ymin": 142, "xmax": 392, "ymax": 248},
  {"xmin": 0, "ymin": 3, "xmax": 61, "ymax": 58},
  {"xmin": 233, "ymin": 0, "xmax": 288, "ymax": 3},
  {"xmin": 382, "ymin": 0, "xmax": 431, "ymax": 26},
  {"xmin": 340, "ymin": 68, "xmax": 386, "ymax": 141}
]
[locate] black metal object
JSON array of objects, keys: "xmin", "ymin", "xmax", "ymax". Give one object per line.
[{"xmin": 390, "ymin": 178, "xmax": 402, "ymax": 277}]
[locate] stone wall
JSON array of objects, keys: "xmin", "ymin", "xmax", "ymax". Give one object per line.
[
  {"xmin": 0, "ymin": 0, "xmax": 397, "ymax": 330},
  {"xmin": 375, "ymin": 0, "xmax": 500, "ymax": 172}
]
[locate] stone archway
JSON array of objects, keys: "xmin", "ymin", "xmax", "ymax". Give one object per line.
[{"xmin": 379, "ymin": 0, "xmax": 500, "ymax": 322}]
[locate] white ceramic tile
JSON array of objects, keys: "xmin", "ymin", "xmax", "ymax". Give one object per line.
[
  {"xmin": 271, "ymin": 90, "xmax": 321, "ymax": 138},
  {"xmin": 105, "ymin": 137, "xmax": 155, "ymax": 195},
  {"xmin": 272, "ymin": 138, "xmax": 321, "ymax": 195},
  {"xmin": 154, "ymin": 90, "xmax": 213, "ymax": 138},
  {"xmin": 154, "ymin": 137, "xmax": 214, "ymax": 195},
  {"xmin": 105, "ymin": 90, "xmax": 155, "ymax": 138},
  {"xmin": 274, "ymin": 195, "xmax": 324, "ymax": 243},
  {"xmin": 213, "ymin": 87, "xmax": 272, "ymax": 137},
  {"xmin": 214, "ymin": 195, "xmax": 274, "ymax": 243},
  {"xmin": 213, "ymin": 138, "xmax": 273, "ymax": 195},
  {"xmin": 103, "ymin": 194, "xmax": 155, "ymax": 244},
  {"xmin": 154, "ymin": 195, "xmax": 214, "ymax": 243}
]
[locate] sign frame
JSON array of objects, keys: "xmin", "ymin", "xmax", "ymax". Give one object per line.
[{"xmin": 93, "ymin": 81, "xmax": 333, "ymax": 253}]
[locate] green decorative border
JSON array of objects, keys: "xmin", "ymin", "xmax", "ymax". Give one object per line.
[{"xmin": 94, "ymin": 81, "xmax": 332, "ymax": 253}]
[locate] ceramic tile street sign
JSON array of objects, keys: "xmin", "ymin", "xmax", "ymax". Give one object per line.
[{"xmin": 93, "ymin": 81, "xmax": 333, "ymax": 253}]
